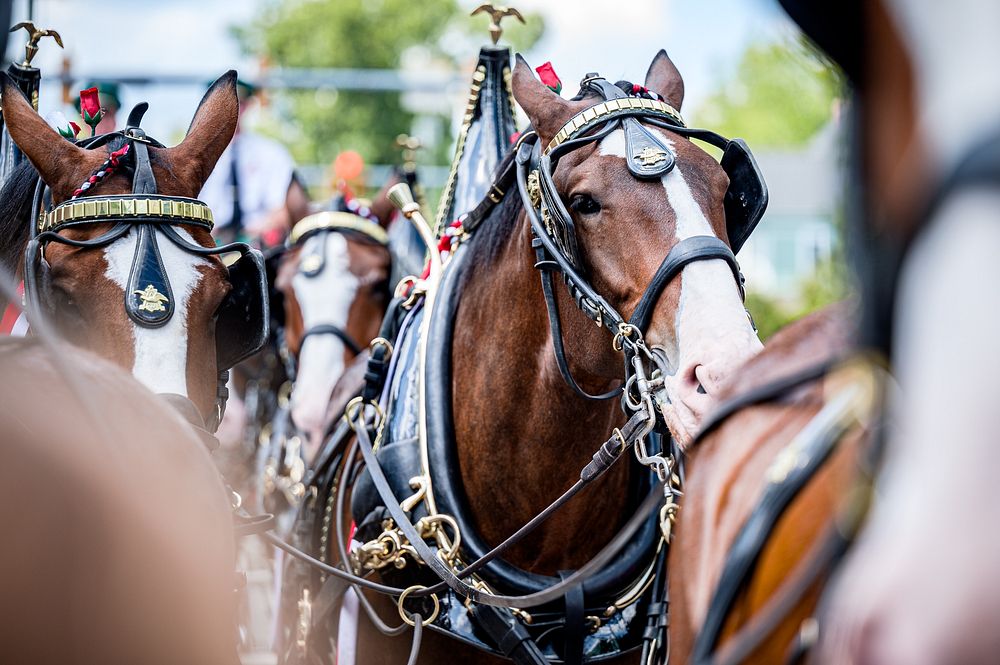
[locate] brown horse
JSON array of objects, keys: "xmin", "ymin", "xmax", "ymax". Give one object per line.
[
  {"xmin": 0, "ymin": 336, "xmax": 238, "ymax": 665},
  {"xmin": 0, "ymin": 71, "xmax": 241, "ymax": 427},
  {"xmin": 667, "ymin": 0, "xmax": 1000, "ymax": 663},
  {"xmin": 667, "ymin": 303, "xmax": 881, "ymax": 663},
  {"xmin": 275, "ymin": 208, "xmax": 393, "ymax": 453},
  {"xmin": 312, "ymin": 51, "xmax": 765, "ymax": 664}
]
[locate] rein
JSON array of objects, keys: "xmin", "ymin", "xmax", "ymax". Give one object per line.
[
  {"xmin": 688, "ymin": 360, "xmax": 885, "ymax": 665},
  {"xmin": 268, "ymin": 74, "xmax": 767, "ymax": 664}
]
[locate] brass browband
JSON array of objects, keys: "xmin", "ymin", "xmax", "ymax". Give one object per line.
[
  {"xmin": 39, "ymin": 196, "xmax": 214, "ymax": 234},
  {"xmin": 544, "ymin": 97, "xmax": 686, "ymax": 155},
  {"xmin": 289, "ymin": 211, "xmax": 389, "ymax": 246}
]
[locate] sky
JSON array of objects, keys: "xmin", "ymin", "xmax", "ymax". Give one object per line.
[{"xmin": 7, "ymin": 0, "xmax": 801, "ymax": 154}]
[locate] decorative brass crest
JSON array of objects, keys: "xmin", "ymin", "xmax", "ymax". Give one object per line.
[
  {"xmin": 10, "ymin": 22, "xmax": 63, "ymax": 67},
  {"xmin": 134, "ymin": 284, "xmax": 169, "ymax": 313},
  {"xmin": 633, "ymin": 146, "xmax": 671, "ymax": 167},
  {"xmin": 470, "ymin": 3, "xmax": 525, "ymax": 45}
]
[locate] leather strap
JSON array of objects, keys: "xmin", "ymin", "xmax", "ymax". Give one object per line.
[
  {"xmin": 535, "ymin": 237, "xmax": 621, "ymax": 401},
  {"xmin": 300, "ymin": 323, "xmax": 364, "ymax": 356},
  {"xmin": 469, "ymin": 604, "xmax": 547, "ymax": 665},
  {"xmin": 691, "ymin": 386, "xmax": 861, "ymax": 662},
  {"xmin": 352, "ymin": 410, "xmax": 662, "ymax": 607},
  {"xmin": 560, "ymin": 570, "xmax": 585, "ymax": 665},
  {"xmin": 629, "ymin": 235, "xmax": 743, "ymax": 332}
]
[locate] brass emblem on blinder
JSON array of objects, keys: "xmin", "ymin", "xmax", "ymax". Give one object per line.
[
  {"xmin": 134, "ymin": 284, "xmax": 169, "ymax": 313},
  {"xmin": 634, "ymin": 146, "xmax": 671, "ymax": 167}
]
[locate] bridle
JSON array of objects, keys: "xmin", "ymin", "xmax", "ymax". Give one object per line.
[
  {"xmin": 261, "ymin": 74, "xmax": 769, "ymax": 664},
  {"xmin": 22, "ymin": 102, "xmax": 269, "ymax": 431},
  {"xmin": 284, "ymin": 210, "xmax": 390, "ymax": 363}
]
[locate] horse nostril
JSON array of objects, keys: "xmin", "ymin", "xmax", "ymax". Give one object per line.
[{"xmin": 696, "ymin": 383, "xmax": 707, "ymax": 395}]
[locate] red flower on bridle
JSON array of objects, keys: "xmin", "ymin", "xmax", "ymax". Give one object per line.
[
  {"xmin": 79, "ymin": 87, "xmax": 105, "ymax": 136},
  {"xmin": 535, "ymin": 62, "xmax": 562, "ymax": 95}
]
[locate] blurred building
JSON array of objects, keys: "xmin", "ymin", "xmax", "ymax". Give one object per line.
[{"xmin": 738, "ymin": 120, "xmax": 843, "ymax": 298}]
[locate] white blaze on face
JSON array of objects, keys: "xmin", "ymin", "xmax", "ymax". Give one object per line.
[
  {"xmin": 104, "ymin": 227, "xmax": 208, "ymax": 396},
  {"xmin": 600, "ymin": 128, "xmax": 761, "ymax": 441},
  {"xmin": 289, "ymin": 233, "xmax": 359, "ymax": 442}
]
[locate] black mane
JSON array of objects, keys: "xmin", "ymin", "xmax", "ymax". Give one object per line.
[{"xmin": 0, "ymin": 159, "xmax": 41, "ymax": 281}]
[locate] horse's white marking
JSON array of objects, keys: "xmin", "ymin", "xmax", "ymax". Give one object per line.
[
  {"xmin": 103, "ymin": 227, "xmax": 208, "ymax": 396},
  {"xmin": 289, "ymin": 233, "xmax": 359, "ymax": 441},
  {"xmin": 600, "ymin": 128, "xmax": 761, "ymax": 441}
]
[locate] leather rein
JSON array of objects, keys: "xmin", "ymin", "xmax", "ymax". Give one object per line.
[{"xmin": 260, "ymin": 76, "xmax": 761, "ymax": 664}]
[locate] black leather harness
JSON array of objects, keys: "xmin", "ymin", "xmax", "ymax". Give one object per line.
[{"xmin": 22, "ymin": 102, "xmax": 269, "ymax": 430}]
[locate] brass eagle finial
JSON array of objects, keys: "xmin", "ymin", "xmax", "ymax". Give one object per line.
[
  {"xmin": 470, "ymin": 4, "xmax": 525, "ymax": 45},
  {"xmin": 10, "ymin": 22, "xmax": 64, "ymax": 67},
  {"xmin": 134, "ymin": 284, "xmax": 170, "ymax": 313}
]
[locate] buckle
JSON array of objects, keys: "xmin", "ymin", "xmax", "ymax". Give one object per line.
[{"xmin": 124, "ymin": 127, "xmax": 151, "ymax": 144}]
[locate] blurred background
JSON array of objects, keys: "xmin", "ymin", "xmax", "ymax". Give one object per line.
[{"xmin": 7, "ymin": 0, "xmax": 847, "ymax": 337}]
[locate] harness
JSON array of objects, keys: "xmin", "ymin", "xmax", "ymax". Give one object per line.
[
  {"xmin": 272, "ymin": 73, "xmax": 770, "ymax": 665},
  {"xmin": 22, "ymin": 102, "xmax": 269, "ymax": 430},
  {"xmin": 687, "ymin": 358, "xmax": 884, "ymax": 665},
  {"xmin": 462, "ymin": 76, "xmax": 767, "ymax": 403}
]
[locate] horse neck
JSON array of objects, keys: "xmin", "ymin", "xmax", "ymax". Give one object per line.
[{"xmin": 451, "ymin": 207, "xmax": 633, "ymax": 573}]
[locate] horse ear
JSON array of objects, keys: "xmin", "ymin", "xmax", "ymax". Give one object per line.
[
  {"xmin": 511, "ymin": 55, "xmax": 573, "ymax": 143},
  {"xmin": 1, "ymin": 73, "xmax": 93, "ymax": 196},
  {"xmin": 644, "ymin": 49, "xmax": 685, "ymax": 110},
  {"xmin": 165, "ymin": 70, "xmax": 239, "ymax": 192}
]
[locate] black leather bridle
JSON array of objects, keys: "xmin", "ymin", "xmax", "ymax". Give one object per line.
[
  {"xmin": 284, "ymin": 210, "xmax": 391, "ymax": 364},
  {"xmin": 22, "ymin": 102, "xmax": 269, "ymax": 430}
]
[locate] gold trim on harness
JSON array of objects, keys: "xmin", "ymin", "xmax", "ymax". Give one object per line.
[
  {"xmin": 544, "ymin": 98, "xmax": 686, "ymax": 155},
  {"xmin": 38, "ymin": 196, "xmax": 214, "ymax": 233},
  {"xmin": 433, "ymin": 64, "xmax": 490, "ymax": 235},
  {"xmin": 289, "ymin": 211, "xmax": 389, "ymax": 246}
]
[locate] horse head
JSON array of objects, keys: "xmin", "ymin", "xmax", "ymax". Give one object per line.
[
  {"xmin": 512, "ymin": 52, "xmax": 763, "ymax": 446},
  {"xmin": 3, "ymin": 71, "xmax": 244, "ymax": 426},
  {"xmin": 276, "ymin": 209, "xmax": 391, "ymax": 448}
]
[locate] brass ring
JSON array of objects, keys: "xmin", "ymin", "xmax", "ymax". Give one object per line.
[
  {"xmin": 393, "ymin": 276, "xmax": 418, "ymax": 300},
  {"xmin": 397, "ymin": 585, "xmax": 440, "ymax": 627},
  {"xmin": 512, "ymin": 129, "xmax": 538, "ymax": 153},
  {"xmin": 369, "ymin": 336, "xmax": 394, "ymax": 357},
  {"xmin": 343, "ymin": 396, "xmax": 384, "ymax": 432}
]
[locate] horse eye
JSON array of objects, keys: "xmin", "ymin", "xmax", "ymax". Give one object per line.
[{"xmin": 570, "ymin": 194, "xmax": 601, "ymax": 216}]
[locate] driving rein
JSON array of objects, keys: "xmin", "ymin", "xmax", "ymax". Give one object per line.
[{"xmin": 271, "ymin": 74, "xmax": 769, "ymax": 665}]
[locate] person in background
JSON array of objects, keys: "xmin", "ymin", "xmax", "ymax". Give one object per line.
[
  {"xmin": 75, "ymin": 81, "xmax": 120, "ymax": 135},
  {"xmin": 199, "ymin": 79, "xmax": 309, "ymax": 247}
]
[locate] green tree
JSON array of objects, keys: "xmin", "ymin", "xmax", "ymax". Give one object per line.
[
  {"xmin": 236, "ymin": 1, "xmax": 544, "ymax": 172},
  {"xmin": 236, "ymin": 0, "xmax": 458, "ymax": 167},
  {"xmin": 692, "ymin": 38, "xmax": 844, "ymax": 148}
]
